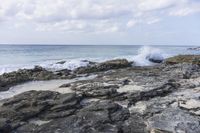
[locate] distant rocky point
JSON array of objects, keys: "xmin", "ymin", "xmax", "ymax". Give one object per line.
[{"xmin": 188, "ymin": 47, "xmax": 200, "ymax": 51}]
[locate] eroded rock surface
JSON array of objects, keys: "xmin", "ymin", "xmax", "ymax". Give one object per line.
[
  {"xmin": 74, "ymin": 59, "xmax": 132, "ymax": 74},
  {"xmin": 0, "ymin": 56, "xmax": 200, "ymax": 133},
  {"xmin": 0, "ymin": 66, "xmax": 73, "ymax": 92}
]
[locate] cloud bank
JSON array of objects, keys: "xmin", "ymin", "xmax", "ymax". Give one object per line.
[{"xmin": 0, "ymin": 0, "xmax": 200, "ymax": 33}]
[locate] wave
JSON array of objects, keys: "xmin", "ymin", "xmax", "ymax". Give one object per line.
[
  {"xmin": 132, "ymin": 46, "xmax": 169, "ymax": 66},
  {"xmin": 0, "ymin": 59, "xmax": 90, "ymax": 75},
  {"xmin": 0, "ymin": 46, "xmax": 170, "ymax": 75}
]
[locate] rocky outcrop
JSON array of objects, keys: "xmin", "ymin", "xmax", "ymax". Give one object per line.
[
  {"xmin": 1, "ymin": 56, "xmax": 200, "ymax": 133},
  {"xmin": 0, "ymin": 90, "xmax": 149, "ymax": 133},
  {"xmin": 0, "ymin": 66, "xmax": 73, "ymax": 92},
  {"xmin": 128, "ymin": 82, "xmax": 180, "ymax": 105},
  {"xmin": 165, "ymin": 55, "xmax": 200, "ymax": 65},
  {"xmin": 0, "ymin": 91, "xmax": 82, "ymax": 132},
  {"xmin": 188, "ymin": 47, "xmax": 200, "ymax": 51},
  {"xmin": 74, "ymin": 59, "xmax": 132, "ymax": 74},
  {"xmin": 36, "ymin": 100, "xmax": 131, "ymax": 133}
]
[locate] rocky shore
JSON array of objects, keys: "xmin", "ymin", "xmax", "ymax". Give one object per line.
[{"xmin": 0, "ymin": 55, "xmax": 200, "ymax": 133}]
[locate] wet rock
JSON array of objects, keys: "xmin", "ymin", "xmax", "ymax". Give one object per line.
[
  {"xmin": 74, "ymin": 59, "xmax": 132, "ymax": 74},
  {"xmin": 54, "ymin": 69, "xmax": 74, "ymax": 78},
  {"xmin": 146, "ymin": 54, "xmax": 164, "ymax": 63},
  {"xmin": 165, "ymin": 55, "xmax": 200, "ymax": 65},
  {"xmin": 56, "ymin": 61, "xmax": 66, "ymax": 64}
]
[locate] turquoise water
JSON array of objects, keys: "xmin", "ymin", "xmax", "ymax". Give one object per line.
[{"xmin": 0, "ymin": 45, "xmax": 199, "ymax": 74}]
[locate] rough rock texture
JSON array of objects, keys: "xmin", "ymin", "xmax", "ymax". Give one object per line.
[
  {"xmin": 0, "ymin": 91, "xmax": 82, "ymax": 132},
  {"xmin": 1, "ymin": 56, "xmax": 200, "ymax": 133},
  {"xmin": 165, "ymin": 55, "xmax": 200, "ymax": 65},
  {"xmin": 74, "ymin": 59, "xmax": 132, "ymax": 74},
  {"xmin": 0, "ymin": 66, "xmax": 73, "ymax": 92}
]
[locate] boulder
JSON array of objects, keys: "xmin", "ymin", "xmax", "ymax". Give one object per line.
[
  {"xmin": 56, "ymin": 61, "xmax": 66, "ymax": 64},
  {"xmin": 146, "ymin": 54, "xmax": 164, "ymax": 63}
]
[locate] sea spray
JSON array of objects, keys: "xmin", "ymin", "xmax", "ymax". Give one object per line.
[{"xmin": 132, "ymin": 46, "xmax": 166, "ymax": 66}]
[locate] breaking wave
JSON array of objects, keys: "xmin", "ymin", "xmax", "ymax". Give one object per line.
[
  {"xmin": 0, "ymin": 46, "xmax": 170, "ymax": 75},
  {"xmin": 132, "ymin": 46, "xmax": 169, "ymax": 66}
]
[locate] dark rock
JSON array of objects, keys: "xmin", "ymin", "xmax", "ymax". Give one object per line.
[
  {"xmin": 146, "ymin": 54, "xmax": 164, "ymax": 63},
  {"xmin": 81, "ymin": 60, "xmax": 97, "ymax": 65},
  {"xmin": 56, "ymin": 61, "xmax": 66, "ymax": 64},
  {"xmin": 0, "ymin": 66, "xmax": 75, "ymax": 92},
  {"xmin": 188, "ymin": 47, "xmax": 200, "ymax": 51},
  {"xmin": 74, "ymin": 59, "xmax": 132, "ymax": 74},
  {"xmin": 0, "ymin": 119, "xmax": 12, "ymax": 133},
  {"xmin": 36, "ymin": 100, "xmax": 130, "ymax": 133},
  {"xmin": 0, "ymin": 91, "xmax": 82, "ymax": 131},
  {"xmin": 55, "ymin": 69, "xmax": 72, "ymax": 78},
  {"xmin": 122, "ymin": 114, "xmax": 148, "ymax": 133}
]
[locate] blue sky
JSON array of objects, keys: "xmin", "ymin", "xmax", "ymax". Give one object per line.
[{"xmin": 0, "ymin": 0, "xmax": 200, "ymax": 45}]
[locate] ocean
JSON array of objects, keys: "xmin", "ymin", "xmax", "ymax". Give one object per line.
[{"xmin": 0, "ymin": 45, "xmax": 199, "ymax": 75}]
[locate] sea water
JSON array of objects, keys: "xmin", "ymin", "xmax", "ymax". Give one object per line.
[{"xmin": 0, "ymin": 45, "xmax": 199, "ymax": 75}]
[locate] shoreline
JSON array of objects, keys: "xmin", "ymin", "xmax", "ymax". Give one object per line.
[{"xmin": 0, "ymin": 55, "xmax": 200, "ymax": 132}]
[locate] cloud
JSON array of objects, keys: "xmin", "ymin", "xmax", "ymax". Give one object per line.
[{"xmin": 0, "ymin": 0, "xmax": 200, "ymax": 32}]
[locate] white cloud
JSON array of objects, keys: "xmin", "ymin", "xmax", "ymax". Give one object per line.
[
  {"xmin": 169, "ymin": 4, "xmax": 200, "ymax": 16},
  {"xmin": 147, "ymin": 18, "xmax": 161, "ymax": 24},
  {"xmin": 0, "ymin": 0, "xmax": 200, "ymax": 32}
]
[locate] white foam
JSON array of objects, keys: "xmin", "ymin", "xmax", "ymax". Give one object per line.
[
  {"xmin": 132, "ymin": 46, "xmax": 168, "ymax": 66},
  {"xmin": 0, "ymin": 46, "xmax": 170, "ymax": 75},
  {"xmin": 0, "ymin": 59, "xmax": 90, "ymax": 75},
  {"xmin": 40, "ymin": 59, "xmax": 90, "ymax": 71}
]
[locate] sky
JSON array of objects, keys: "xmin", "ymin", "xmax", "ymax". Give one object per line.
[{"xmin": 0, "ymin": 0, "xmax": 200, "ymax": 45}]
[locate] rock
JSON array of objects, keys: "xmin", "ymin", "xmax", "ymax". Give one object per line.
[
  {"xmin": 54, "ymin": 69, "xmax": 73, "ymax": 78},
  {"xmin": 179, "ymin": 99, "xmax": 200, "ymax": 116},
  {"xmin": 36, "ymin": 100, "xmax": 130, "ymax": 133},
  {"xmin": 122, "ymin": 114, "xmax": 148, "ymax": 133},
  {"xmin": 0, "ymin": 91, "xmax": 82, "ymax": 131},
  {"xmin": 148, "ymin": 108, "xmax": 200, "ymax": 133},
  {"xmin": 81, "ymin": 60, "xmax": 97, "ymax": 65},
  {"xmin": 74, "ymin": 59, "xmax": 132, "ymax": 74},
  {"xmin": 71, "ymin": 82, "xmax": 119, "ymax": 98},
  {"xmin": 165, "ymin": 55, "xmax": 200, "ymax": 65},
  {"xmin": 59, "ymin": 83, "xmax": 71, "ymax": 88},
  {"xmin": 188, "ymin": 47, "xmax": 200, "ymax": 51},
  {"xmin": 146, "ymin": 54, "xmax": 164, "ymax": 63},
  {"xmin": 0, "ymin": 66, "xmax": 74, "ymax": 92},
  {"xmin": 128, "ymin": 82, "xmax": 179, "ymax": 105},
  {"xmin": 56, "ymin": 61, "xmax": 66, "ymax": 64},
  {"xmin": 0, "ymin": 119, "xmax": 12, "ymax": 133}
]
